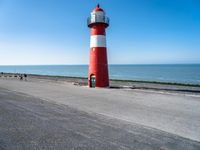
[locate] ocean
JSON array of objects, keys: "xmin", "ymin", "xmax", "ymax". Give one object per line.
[{"xmin": 0, "ymin": 64, "xmax": 200, "ymax": 85}]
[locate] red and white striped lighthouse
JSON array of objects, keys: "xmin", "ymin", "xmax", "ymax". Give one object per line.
[{"xmin": 87, "ymin": 4, "xmax": 110, "ymax": 88}]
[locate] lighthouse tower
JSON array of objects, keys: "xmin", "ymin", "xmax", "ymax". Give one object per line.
[{"xmin": 87, "ymin": 4, "xmax": 110, "ymax": 88}]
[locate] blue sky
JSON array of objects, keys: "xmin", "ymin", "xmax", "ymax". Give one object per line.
[{"xmin": 0, "ymin": 0, "xmax": 200, "ymax": 65}]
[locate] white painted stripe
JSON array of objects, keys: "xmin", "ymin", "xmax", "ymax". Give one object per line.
[{"xmin": 90, "ymin": 35, "xmax": 106, "ymax": 48}]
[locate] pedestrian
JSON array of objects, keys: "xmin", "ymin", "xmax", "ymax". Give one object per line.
[
  {"xmin": 20, "ymin": 75, "xmax": 23, "ymax": 80},
  {"xmin": 24, "ymin": 74, "xmax": 27, "ymax": 81}
]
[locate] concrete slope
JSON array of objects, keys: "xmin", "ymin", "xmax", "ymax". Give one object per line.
[
  {"xmin": 1, "ymin": 88, "xmax": 200, "ymax": 149},
  {"xmin": 0, "ymin": 78, "xmax": 200, "ymax": 142}
]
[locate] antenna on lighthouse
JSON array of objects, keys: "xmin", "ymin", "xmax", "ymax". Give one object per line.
[{"xmin": 97, "ymin": 3, "xmax": 100, "ymax": 8}]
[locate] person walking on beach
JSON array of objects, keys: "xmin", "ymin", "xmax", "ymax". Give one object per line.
[
  {"xmin": 24, "ymin": 74, "xmax": 27, "ymax": 81},
  {"xmin": 19, "ymin": 75, "xmax": 23, "ymax": 80}
]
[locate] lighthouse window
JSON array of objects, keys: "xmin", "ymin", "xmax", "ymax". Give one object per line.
[
  {"xmin": 96, "ymin": 14, "xmax": 104, "ymax": 22},
  {"xmin": 91, "ymin": 14, "xmax": 95, "ymax": 22}
]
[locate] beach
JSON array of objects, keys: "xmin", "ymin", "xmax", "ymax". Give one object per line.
[{"xmin": 0, "ymin": 74, "xmax": 200, "ymax": 149}]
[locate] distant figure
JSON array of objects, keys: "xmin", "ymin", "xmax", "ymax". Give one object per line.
[
  {"xmin": 24, "ymin": 74, "xmax": 27, "ymax": 81},
  {"xmin": 20, "ymin": 75, "xmax": 23, "ymax": 80}
]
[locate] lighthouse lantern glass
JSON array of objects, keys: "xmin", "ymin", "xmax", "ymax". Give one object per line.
[{"xmin": 90, "ymin": 11, "xmax": 106, "ymax": 24}]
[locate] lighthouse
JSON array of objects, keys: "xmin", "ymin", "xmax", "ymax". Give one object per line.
[{"xmin": 87, "ymin": 4, "xmax": 110, "ymax": 88}]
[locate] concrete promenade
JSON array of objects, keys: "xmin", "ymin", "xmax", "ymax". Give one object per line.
[{"xmin": 0, "ymin": 77, "xmax": 200, "ymax": 149}]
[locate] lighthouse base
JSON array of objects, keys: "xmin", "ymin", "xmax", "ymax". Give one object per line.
[
  {"xmin": 88, "ymin": 47, "xmax": 109, "ymax": 88},
  {"xmin": 88, "ymin": 75, "xmax": 109, "ymax": 88}
]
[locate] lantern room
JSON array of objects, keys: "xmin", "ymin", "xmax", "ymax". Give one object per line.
[{"xmin": 87, "ymin": 4, "xmax": 109, "ymax": 28}]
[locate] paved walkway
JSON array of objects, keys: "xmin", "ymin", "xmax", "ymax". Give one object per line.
[
  {"xmin": 0, "ymin": 88, "xmax": 200, "ymax": 149},
  {"xmin": 0, "ymin": 78, "xmax": 200, "ymax": 143}
]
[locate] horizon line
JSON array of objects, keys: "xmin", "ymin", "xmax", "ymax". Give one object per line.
[{"xmin": 0, "ymin": 63, "xmax": 200, "ymax": 66}]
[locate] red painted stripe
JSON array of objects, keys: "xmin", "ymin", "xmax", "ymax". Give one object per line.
[
  {"xmin": 90, "ymin": 24, "xmax": 106, "ymax": 35},
  {"xmin": 88, "ymin": 47, "xmax": 109, "ymax": 87}
]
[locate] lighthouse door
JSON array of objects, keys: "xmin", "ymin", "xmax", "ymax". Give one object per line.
[{"xmin": 90, "ymin": 75, "xmax": 96, "ymax": 88}]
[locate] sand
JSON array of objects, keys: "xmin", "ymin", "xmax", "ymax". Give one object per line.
[{"xmin": 0, "ymin": 74, "xmax": 200, "ymax": 145}]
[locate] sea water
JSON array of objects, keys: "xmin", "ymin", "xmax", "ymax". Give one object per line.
[{"xmin": 0, "ymin": 64, "xmax": 200, "ymax": 84}]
